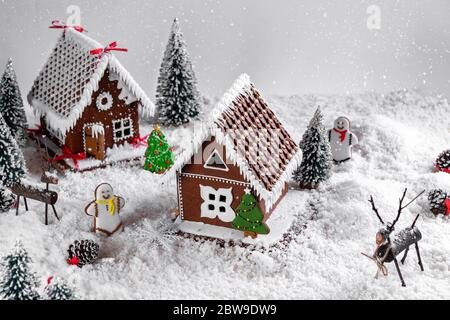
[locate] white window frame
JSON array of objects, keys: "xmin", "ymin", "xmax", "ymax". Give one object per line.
[
  {"xmin": 203, "ymin": 149, "xmax": 229, "ymax": 172},
  {"xmin": 112, "ymin": 117, "xmax": 134, "ymax": 142},
  {"xmin": 199, "ymin": 185, "xmax": 235, "ymax": 222}
]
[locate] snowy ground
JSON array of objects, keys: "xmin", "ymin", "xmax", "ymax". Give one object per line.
[{"xmin": 0, "ymin": 89, "xmax": 449, "ymax": 300}]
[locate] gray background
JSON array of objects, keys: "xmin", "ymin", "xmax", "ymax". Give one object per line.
[{"xmin": 1, "ymin": 0, "xmax": 449, "ymax": 100}]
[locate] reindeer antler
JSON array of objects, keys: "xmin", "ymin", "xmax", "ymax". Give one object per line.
[
  {"xmin": 369, "ymin": 195, "xmax": 384, "ymax": 225},
  {"xmin": 390, "ymin": 188, "xmax": 425, "ymax": 231}
]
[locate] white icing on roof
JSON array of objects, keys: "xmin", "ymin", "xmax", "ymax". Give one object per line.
[
  {"xmin": 28, "ymin": 29, "xmax": 155, "ymax": 134},
  {"xmin": 168, "ymin": 74, "xmax": 302, "ymax": 211}
]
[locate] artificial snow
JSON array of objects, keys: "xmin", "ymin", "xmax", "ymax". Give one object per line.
[
  {"xmin": 63, "ymin": 142, "xmax": 146, "ymax": 171},
  {"xmin": 1, "ymin": 89, "xmax": 449, "ymax": 299}
]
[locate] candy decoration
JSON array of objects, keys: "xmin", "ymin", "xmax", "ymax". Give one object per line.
[
  {"xmin": 232, "ymin": 189, "xmax": 269, "ymax": 239},
  {"xmin": 143, "ymin": 125, "xmax": 174, "ymax": 174},
  {"xmin": 49, "ymin": 20, "xmax": 85, "ymax": 33}
]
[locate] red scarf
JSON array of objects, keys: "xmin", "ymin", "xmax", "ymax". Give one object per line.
[
  {"xmin": 445, "ymin": 198, "xmax": 450, "ymax": 216},
  {"xmin": 333, "ymin": 128, "xmax": 347, "ymax": 142}
]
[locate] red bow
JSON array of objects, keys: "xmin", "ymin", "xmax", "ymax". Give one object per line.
[
  {"xmin": 47, "ymin": 276, "xmax": 54, "ymax": 286},
  {"xmin": 445, "ymin": 198, "xmax": 450, "ymax": 216},
  {"xmin": 131, "ymin": 134, "xmax": 150, "ymax": 148},
  {"xmin": 90, "ymin": 42, "xmax": 128, "ymax": 56},
  {"xmin": 67, "ymin": 256, "xmax": 79, "ymax": 266},
  {"xmin": 48, "ymin": 146, "xmax": 86, "ymax": 171},
  {"xmin": 26, "ymin": 125, "xmax": 44, "ymax": 136},
  {"xmin": 49, "ymin": 20, "xmax": 85, "ymax": 33},
  {"xmin": 333, "ymin": 128, "xmax": 348, "ymax": 142},
  {"xmin": 435, "ymin": 165, "xmax": 450, "ymax": 174}
]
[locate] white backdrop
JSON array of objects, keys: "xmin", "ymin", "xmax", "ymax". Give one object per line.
[{"xmin": 1, "ymin": 0, "xmax": 449, "ymax": 100}]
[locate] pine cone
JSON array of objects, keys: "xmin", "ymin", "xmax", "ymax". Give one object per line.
[
  {"xmin": 428, "ymin": 189, "xmax": 448, "ymax": 216},
  {"xmin": 67, "ymin": 240, "xmax": 99, "ymax": 268},
  {"xmin": 435, "ymin": 149, "xmax": 450, "ymax": 170}
]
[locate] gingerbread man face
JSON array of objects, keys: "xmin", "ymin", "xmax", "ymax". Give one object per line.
[
  {"xmin": 95, "ymin": 183, "xmax": 114, "ymax": 201},
  {"xmin": 334, "ymin": 117, "xmax": 350, "ymax": 131}
]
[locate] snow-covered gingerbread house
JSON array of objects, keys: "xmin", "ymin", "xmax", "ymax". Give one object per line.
[
  {"xmin": 172, "ymin": 74, "xmax": 302, "ymax": 239},
  {"xmin": 27, "ymin": 29, "xmax": 154, "ymax": 170}
]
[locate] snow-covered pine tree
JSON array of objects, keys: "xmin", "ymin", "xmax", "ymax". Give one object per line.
[
  {"xmin": 156, "ymin": 18, "xmax": 201, "ymax": 126},
  {"xmin": 0, "ymin": 113, "xmax": 26, "ymax": 187},
  {"xmin": 44, "ymin": 277, "xmax": 76, "ymax": 300},
  {"xmin": 293, "ymin": 106, "xmax": 332, "ymax": 189},
  {"xmin": 0, "ymin": 58, "xmax": 27, "ymax": 145},
  {"xmin": 0, "ymin": 187, "xmax": 16, "ymax": 212},
  {"xmin": 0, "ymin": 241, "xmax": 40, "ymax": 300}
]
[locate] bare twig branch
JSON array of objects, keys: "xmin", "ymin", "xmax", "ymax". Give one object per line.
[
  {"xmin": 401, "ymin": 190, "xmax": 425, "ymax": 210},
  {"xmin": 391, "ymin": 188, "xmax": 408, "ymax": 229},
  {"xmin": 369, "ymin": 195, "xmax": 384, "ymax": 224},
  {"xmin": 391, "ymin": 189, "xmax": 425, "ymax": 230},
  {"xmin": 410, "ymin": 214, "xmax": 420, "ymax": 229}
]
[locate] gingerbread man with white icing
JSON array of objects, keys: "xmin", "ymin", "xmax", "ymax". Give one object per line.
[{"xmin": 85, "ymin": 183, "xmax": 125, "ymax": 236}]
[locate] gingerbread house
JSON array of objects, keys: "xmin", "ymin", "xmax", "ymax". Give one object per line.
[
  {"xmin": 171, "ymin": 74, "xmax": 302, "ymax": 234},
  {"xmin": 27, "ymin": 29, "xmax": 154, "ymax": 169}
]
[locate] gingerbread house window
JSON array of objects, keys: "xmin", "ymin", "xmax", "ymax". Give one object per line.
[
  {"xmin": 204, "ymin": 149, "xmax": 229, "ymax": 172},
  {"xmin": 112, "ymin": 117, "xmax": 133, "ymax": 142},
  {"xmin": 200, "ymin": 185, "xmax": 235, "ymax": 222}
]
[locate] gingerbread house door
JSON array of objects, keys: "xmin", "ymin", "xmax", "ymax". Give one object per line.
[{"xmin": 84, "ymin": 125, "xmax": 105, "ymax": 160}]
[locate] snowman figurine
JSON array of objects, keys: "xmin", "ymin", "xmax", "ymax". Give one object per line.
[
  {"xmin": 84, "ymin": 183, "xmax": 125, "ymax": 236},
  {"xmin": 328, "ymin": 116, "xmax": 358, "ymax": 163}
]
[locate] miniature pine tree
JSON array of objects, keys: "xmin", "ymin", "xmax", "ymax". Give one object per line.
[
  {"xmin": 0, "ymin": 114, "xmax": 26, "ymax": 187},
  {"xmin": 0, "ymin": 187, "xmax": 16, "ymax": 212},
  {"xmin": 0, "ymin": 241, "xmax": 40, "ymax": 300},
  {"xmin": 232, "ymin": 189, "xmax": 269, "ymax": 238},
  {"xmin": 0, "ymin": 58, "xmax": 27, "ymax": 145},
  {"xmin": 156, "ymin": 18, "xmax": 201, "ymax": 126},
  {"xmin": 143, "ymin": 125, "xmax": 174, "ymax": 174},
  {"xmin": 45, "ymin": 277, "xmax": 75, "ymax": 300},
  {"xmin": 293, "ymin": 106, "xmax": 332, "ymax": 189}
]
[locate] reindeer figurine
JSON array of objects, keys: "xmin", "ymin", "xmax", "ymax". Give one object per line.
[{"xmin": 362, "ymin": 188, "xmax": 425, "ymax": 287}]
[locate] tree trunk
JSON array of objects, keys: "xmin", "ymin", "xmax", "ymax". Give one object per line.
[{"xmin": 300, "ymin": 182, "xmax": 318, "ymax": 190}]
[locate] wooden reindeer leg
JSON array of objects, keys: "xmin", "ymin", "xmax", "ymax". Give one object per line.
[
  {"xmin": 24, "ymin": 197, "xmax": 29, "ymax": 211},
  {"xmin": 400, "ymin": 248, "xmax": 409, "ymax": 264},
  {"xmin": 51, "ymin": 205, "xmax": 60, "ymax": 221},
  {"xmin": 415, "ymin": 243, "xmax": 424, "ymax": 271},
  {"xmin": 45, "ymin": 203, "xmax": 48, "ymax": 225},
  {"xmin": 393, "ymin": 258, "xmax": 406, "ymax": 287},
  {"xmin": 16, "ymin": 196, "xmax": 20, "ymax": 216}
]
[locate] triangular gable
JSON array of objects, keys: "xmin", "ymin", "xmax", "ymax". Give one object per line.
[{"xmin": 204, "ymin": 149, "xmax": 229, "ymax": 172}]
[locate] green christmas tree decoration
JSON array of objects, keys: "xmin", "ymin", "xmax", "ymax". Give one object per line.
[
  {"xmin": 0, "ymin": 241, "xmax": 40, "ymax": 300},
  {"xmin": 293, "ymin": 106, "xmax": 332, "ymax": 189},
  {"xmin": 232, "ymin": 189, "xmax": 269, "ymax": 238},
  {"xmin": 0, "ymin": 58, "xmax": 27, "ymax": 146},
  {"xmin": 156, "ymin": 18, "xmax": 201, "ymax": 126},
  {"xmin": 45, "ymin": 277, "xmax": 76, "ymax": 300},
  {"xmin": 0, "ymin": 113, "xmax": 26, "ymax": 187},
  {"xmin": 143, "ymin": 125, "xmax": 174, "ymax": 174}
]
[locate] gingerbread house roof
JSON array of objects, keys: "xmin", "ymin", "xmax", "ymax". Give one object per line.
[
  {"xmin": 171, "ymin": 74, "xmax": 302, "ymax": 211},
  {"xmin": 27, "ymin": 29, "xmax": 155, "ymax": 135}
]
